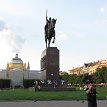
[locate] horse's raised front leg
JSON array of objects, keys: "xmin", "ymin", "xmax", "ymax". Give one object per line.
[
  {"xmin": 52, "ymin": 35, "xmax": 55, "ymax": 43},
  {"xmin": 48, "ymin": 39, "xmax": 51, "ymax": 47}
]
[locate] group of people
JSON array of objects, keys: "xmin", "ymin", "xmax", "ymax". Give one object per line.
[{"xmin": 34, "ymin": 79, "xmax": 58, "ymax": 90}]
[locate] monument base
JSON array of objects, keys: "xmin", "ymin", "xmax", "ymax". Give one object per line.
[{"xmin": 41, "ymin": 47, "xmax": 59, "ymax": 83}]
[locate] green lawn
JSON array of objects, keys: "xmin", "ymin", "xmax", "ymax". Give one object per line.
[
  {"xmin": 96, "ymin": 87, "xmax": 107, "ymax": 100},
  {"xmin": 0, "ymin": 87, "xmax": 106, "ymax": 101}
]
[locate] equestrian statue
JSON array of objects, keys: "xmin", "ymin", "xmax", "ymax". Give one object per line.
[{"xmin": 44, "ymin": 11, "xmax": 57, "ymax": 48}]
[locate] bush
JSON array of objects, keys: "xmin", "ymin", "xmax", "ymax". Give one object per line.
[
  {"xmin": 23, "ymin": 79, "xmax": 40, "ymax": 88},
  {"xmin": 0, "ymin": 79, "xmax": 11, "ymax": 88}
]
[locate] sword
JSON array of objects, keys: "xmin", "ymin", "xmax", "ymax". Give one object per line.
[{"xmin": 46, "ymin": 10, "xmax": 48, "ymax": 21}]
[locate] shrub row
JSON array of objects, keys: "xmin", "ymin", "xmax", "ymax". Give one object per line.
[
  {"xmin": 0, "ymin": 79, "xmax": 11, "ymax": 88},
  {"xmin": 23, "ymin": 79, "xmax": 40, "ymax": 88},
  {"xmin": 0, "ymin": 79, "xmax": 40, "ymax": 88}
]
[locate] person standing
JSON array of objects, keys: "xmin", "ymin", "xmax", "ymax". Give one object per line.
[{"xmin": 84, "ymin": 80, "xmax": 97, "ymax": 107}]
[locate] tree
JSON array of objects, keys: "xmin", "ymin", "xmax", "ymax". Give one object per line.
[
  {"xmin": 61, "ymin": 73, "xmax": 69, "ymax": 83},
  {"xmin": 93, "ymin": 66, "xmax": 107, "ymax": 83}
]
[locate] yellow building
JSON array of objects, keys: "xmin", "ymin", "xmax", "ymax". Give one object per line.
[
  {"xmin": 7, "ymin": 54, "xmax": 26, "ymax": 71},
  {"xmin": 83, "ymin": 60, "xmax": 107, "ymax": 75},
  {"xmin": 68, "ymin": 67, "xmax": 83, "ymax": 75},
  {"xmin": 68, "ymin": 59, "xmax": 107, "ymax": 75}
]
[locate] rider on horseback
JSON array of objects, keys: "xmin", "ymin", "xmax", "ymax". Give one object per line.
[
  {"xmin": 45, "ymin": 17, "xmax": 51, "ymax": 39},
  {"xmin": 44, "ymin": 11, "xmax": 57, "ymax": 48}
]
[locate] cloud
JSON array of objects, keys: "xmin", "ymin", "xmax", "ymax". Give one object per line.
[
  {"xmin": 100, "ymin": 7, "xmax": 105, "ymax": 13},
  {"xmin": 0, "ymin": 1, "xmax": 34, "ymax": 17},
  {"xmin": 94, "ymin": 19, "xmax": 107, "ymax": 26},
  {"xmin": 0, "ymin": 17, "xmax": 8, "ymax": 31},
  {"xmin": 57, "ymin": 31, "xmax": 67, "ymax": 42},
  {"xmin": 0, "ymin": 16, "xmax": 25, "ymax": 53}
]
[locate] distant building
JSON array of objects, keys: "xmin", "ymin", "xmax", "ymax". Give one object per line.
[
  {"xmin": 68, "ymin": 67, "xmax": 83, "ymax": 75},
  {"xmin": 0, "ymin": 54, "xmax": 41, "ymax": 87},
  {"xmin": 68, "ymin": 59, "xmax": 107, "ymax": 75},
  {"xmin": 7, "ymin": 54, "xmax": 26, "ymax": 71}
]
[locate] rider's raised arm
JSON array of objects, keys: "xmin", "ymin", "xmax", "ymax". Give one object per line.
[
  {"xmin": 46, "ymin": 16, "xmax": 48, "ymax": 21},
  {"xmin": 46, "ymin": 10, "xmax": 48, "ymax": 21}
]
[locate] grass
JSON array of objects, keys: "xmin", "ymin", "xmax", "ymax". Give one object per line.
[
  {"xmin": 0, "ymin": 87, "xmax": 106, "ymax": 101},
  {"xmin": 97, "ymin": 87, "xmax": 107, "ymax": 100}
]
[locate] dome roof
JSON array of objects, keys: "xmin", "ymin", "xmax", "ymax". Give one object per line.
[{"xmin": 10, "ymin": 54, "xmax": 23, "ymax": 64}]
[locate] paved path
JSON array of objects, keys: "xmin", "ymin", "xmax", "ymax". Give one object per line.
[{"xmin": 0, "ymin": 100, "xmax": 106, "ymax": 107}]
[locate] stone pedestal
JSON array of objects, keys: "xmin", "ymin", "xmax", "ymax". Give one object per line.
[{"xmin": 41, "ymin": 47, "xmax": 59, "ymax": 82}]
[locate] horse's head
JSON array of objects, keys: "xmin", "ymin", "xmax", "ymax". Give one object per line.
[{"xmin": 52, "ymin": 18, "xmax": 57, "ymax": 28}]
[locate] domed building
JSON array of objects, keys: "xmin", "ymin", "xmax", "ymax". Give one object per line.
[
  {"xmin": 7, "ymin": 54, "xmax": 26, "ymax": 71},
  {"xmin": 0, "ymin": 53, "xmax": 41, "ymax": 87}
]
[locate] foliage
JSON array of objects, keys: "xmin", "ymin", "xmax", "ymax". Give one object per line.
[
  {"xmin": 61, "ymin": 73, "xmax": 69, "ymax": 83},
  {"xmin": 23, "ymin": 79, "xmax": 38, "ymax": 88},
  {"xmin": 61, "ymin": 66, "xmax": 107, "ymax": 84},
  {"xmin": 93, "ymin": 66, "xmax": 107, "ymax": 83},
  {"xmin": 61, "ymin": 73, "xmax": 91, "ymax": 85},
  {"xmin": 0, "ymin": 79, "xmax": 11, "ymax": 88}
]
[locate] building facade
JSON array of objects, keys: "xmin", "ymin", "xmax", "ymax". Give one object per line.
[
  {"xmin": 0, "ymin": 54, "xmax": 41, "ymax": 87},
  {"xmin": 69, "ymin": 59, "xmax": 107, "ymax": 75}
]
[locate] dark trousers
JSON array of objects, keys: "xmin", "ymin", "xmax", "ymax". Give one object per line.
[{"xmin": 88, "ymin": 101, "xmax": 97, "ymax": 107}]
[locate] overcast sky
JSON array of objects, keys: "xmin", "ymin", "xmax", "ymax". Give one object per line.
[{"xmin": 0, "ymin": 0, "xmax": 107, "ymax": 71}]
